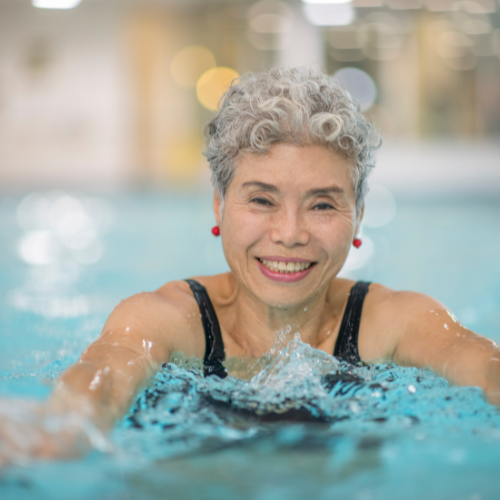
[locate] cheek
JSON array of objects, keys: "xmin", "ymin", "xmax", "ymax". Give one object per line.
[
  {"xmin": 313, "ymin": 217, "xmax": 355, "ymax": 253},
  {"xmin": 226, "ymin": 208, "xmax": 263, "ymax": 232},
  {"xmin": 222, "ymin": 208, "xmax": 266, "ymax": 258}
]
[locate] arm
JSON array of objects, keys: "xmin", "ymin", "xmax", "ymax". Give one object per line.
[
  {"xmin": 0, "ymin": 282, "xmax": 203, "ymax": 462},
  {"xmin": 48, "ymin": 294, "xmax": 165, "ymax": 433},
  {"xmin": 49, "ymin": 284, "xmax": 202, "ymax": 431},
  {"xmin": 373, "ymin": 289, "xmax": 500, "ymax": 405}
]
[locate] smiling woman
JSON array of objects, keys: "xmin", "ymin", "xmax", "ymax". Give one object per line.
[
  {"xmin": 215, "ymin": 144, "xmax": 358, "ymax": 306},
  {"xmin": 2, "ymin": 66, "xmax": 500, "ymax": 463}
]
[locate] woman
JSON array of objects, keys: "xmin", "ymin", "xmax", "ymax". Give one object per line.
[{"xmin": 3, "ymin": 66, "xmax": 500, "ymax": 461}]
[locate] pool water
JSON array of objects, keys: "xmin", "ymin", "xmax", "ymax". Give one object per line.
[{"xmin": 0, "ymin": 190, "xmax": 500, "ymax": 500}]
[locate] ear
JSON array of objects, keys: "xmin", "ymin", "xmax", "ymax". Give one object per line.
[{"xmin": 213, "ymin": 191, "xmax": 222, "ymax": 226}]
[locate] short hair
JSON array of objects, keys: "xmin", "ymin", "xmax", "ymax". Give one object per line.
[{"xmin": 204, "ymin": 66, "xmax": 381, "ymax": 217}]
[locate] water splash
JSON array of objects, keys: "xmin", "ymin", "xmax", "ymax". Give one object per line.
[{"xmin": 115, "ymin": 328, "xmax": 500, "ymax": 463}]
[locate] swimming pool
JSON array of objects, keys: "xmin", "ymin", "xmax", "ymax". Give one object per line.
[{"xmin": 1, "ymin": 189, "xmax": 500, "ymax": 500}]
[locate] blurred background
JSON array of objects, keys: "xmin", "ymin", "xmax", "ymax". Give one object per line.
[
  {"xmin": 0, "ymin": 0, "xmax": 500, "ymax": 351},
  {"xmin": 0, "ymin": 0, "xmax": 499, "ymax": 192}
]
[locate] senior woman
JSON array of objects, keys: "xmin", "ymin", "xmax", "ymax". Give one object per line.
[{"xmin": 3, "ymin": 66, "xmax": 500, "ymax": 461}]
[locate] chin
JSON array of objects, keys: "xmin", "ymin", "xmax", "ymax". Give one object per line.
[{"xmin": 251, "ymin": 282, "xmax": 317, "ymax": 309}]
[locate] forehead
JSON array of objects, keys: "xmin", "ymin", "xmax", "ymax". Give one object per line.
[{"xmin": 232, "ymin": 143, "xmax": 354, "ymax": 192}]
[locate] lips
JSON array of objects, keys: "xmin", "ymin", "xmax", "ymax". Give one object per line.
[{"xmin": 256, "ymin": 257, "xmax": 316, "ymax": 283}]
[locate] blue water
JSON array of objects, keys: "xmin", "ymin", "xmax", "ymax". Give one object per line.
[{"xmin": 0, "ymin": 190, "xmax": 500, "ymax": 499}]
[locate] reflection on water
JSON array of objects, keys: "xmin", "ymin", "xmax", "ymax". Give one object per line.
[
  {"xmin": 17, "ymin": 192, "xmax": 113, "ymax": 266},
  {"xmin": 10, "ymin": 192, "xmax": 114, "ymax": 318}
]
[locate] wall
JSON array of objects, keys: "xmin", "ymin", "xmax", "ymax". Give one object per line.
[{"xmin": 0, "ymin": 0, "xmax": 132, "ymax": 190}]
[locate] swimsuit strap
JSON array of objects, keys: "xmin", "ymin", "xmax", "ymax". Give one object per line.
[
  {"xmin": 185, "ymin": 279, "xmax": 228, "ymax": 378},
  {"xmin": 333, "ymin": 281, "xmax": 371, "ymax": 365}
]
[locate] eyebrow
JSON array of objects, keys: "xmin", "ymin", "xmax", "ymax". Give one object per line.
[
  {"xmin": 306, "ymin": 186, "xmax": 345, "ymax": 196},
  {"xmin": 241, "ymin": 182, "xmax": 345, "ymax": 196},
  {"xmin": 241, "ymin": 181, "xmax": 279, "ymax": 193}
]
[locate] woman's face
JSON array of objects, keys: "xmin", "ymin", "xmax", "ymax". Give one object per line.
[{"xmin": 214, "ymin": 143, "xmax": 360, "ymax": 308}]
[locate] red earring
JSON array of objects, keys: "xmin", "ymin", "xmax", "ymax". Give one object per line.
[
  {"xmin": 211, "ymin": 226, "xmax": 220, "ymax": 237},
  {"xmin": 353, "ymin": 238, "xmax": 362, "ymax": 248}
]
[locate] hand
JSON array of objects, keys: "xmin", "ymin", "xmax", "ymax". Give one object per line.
[{"xmin": 0, "ymin": 398, "xmax": 112, "ymax": 466}]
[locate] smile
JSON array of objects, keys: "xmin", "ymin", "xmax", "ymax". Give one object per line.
[
  {"xmin": 258, "ymin": 258, "xmax": 313, "ymax": 273},
  {"xmin": 256, "ymin": 257, "xmax": 316, "ymax": 283}
]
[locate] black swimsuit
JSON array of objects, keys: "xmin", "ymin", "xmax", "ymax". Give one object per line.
[{"xmin": 185, "ymin": 279, "xmax": 371, "ymax": 378}]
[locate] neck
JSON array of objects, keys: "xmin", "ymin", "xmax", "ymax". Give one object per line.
[{"xmin": 227, "ymin": 283, "xmax": 333, "ymax": 357}]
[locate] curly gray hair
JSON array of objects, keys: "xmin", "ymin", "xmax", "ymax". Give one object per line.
[{"xmin": 204, "ymin": 66, "xmax": 381, "ymax": 217}]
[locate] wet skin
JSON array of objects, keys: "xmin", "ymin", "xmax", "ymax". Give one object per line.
[{"xmin": 3, "ymin": 143, "xmax": 500, "ymax": 462}]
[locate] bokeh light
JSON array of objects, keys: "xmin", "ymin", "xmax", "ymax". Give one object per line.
[
  {"xmin": 248, "ymin": 0, "xmax": 292, "ymax": 20},
  {"xmin": 196, "ymin": 67, "xmax": 240, "ymax": 111},
  {"xmin": 425, "ymin": 0, "xmax": 456, "ymax": 11},
  {"xmin": 170, "ymin": 46, "xmax": 216, "ymax": 89},
  {"xmin": 247, "ymin": 0, "xmax": 292, "ymax": 50},
  {"xmin": 302, "ymin": 0, "xmax": 352, "ymax": 4},
  {"xmin": 327, "ymin": 25, "xmax": 363, "ymax": 51},
  {"xmin": 303, "ymin": 3, "xmax": 355, "ymax": 26},
  {"xmin": 437, "ymin": 31, "xmax": 476, "ymax": 70},
  {"xmin": 69, "ymin": 230, "xmax": 103, "ymax": 265},
  {"xmin": 19, "ymin": 230, "xmax": 62, "ymax": 266},
  {"xmin": 32, "ymin": 0, "xmax": 82, "ymax": 8},
  {"xmin": 384, "ymin": 0, "xmax": 422, "ymax": 9},
  {"xmin": 249, "ymin": 13, "xmax": 292, "ymax": 33},
  {"xmin": 363, "ymin": 184, "xmax": 397, "ymax": 228},
  {"xmin": 16, "ymin": 192, "xmax": 114, "ymax": 267},
  {"xmin": 334, "ymin": 67, "xmax": 377, "ymax": 111},
  {"xmin": 360, "ymin": 13, "xmax": 406, "ymax": 60},
  {"xmin": 327, "ymin": 24, "xmax": 364, "ymax": 61}
]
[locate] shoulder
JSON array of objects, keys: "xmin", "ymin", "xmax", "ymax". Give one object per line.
[
  {"xmin": 155, "ymin": 279, "xmax": 198, "ymax": 311},
  {"xmin": 113, "ymin": 280, "xmax": 196, "ymax": 321},
  {"xmin": 364, "ymin": 284, "xmax": 446, "ymax": 321},
  {"xmin": 327, "ymin": 278, "xmax": 437, "ymax": 313},
  {"xmin": 105, "ymin": 280, "xmax": 207, "ymax": 359},
  {"xmin": 183, "ymin": 272, "xmax": 237, "ymax": 307},
  {"xmin": 357, "ymin": 282, "xmax": 446, "ymax": 362}
]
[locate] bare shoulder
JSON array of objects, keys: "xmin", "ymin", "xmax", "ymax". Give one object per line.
[
  {"xmin": 365, "ymin": 283, "xmax": 444, "ymax": 310},
  {"xmin": 155, "ymin": 279, "xmax": 199, "ymax": 312},
  {"xmin": 359, "ymin": 283, "xmax": 447, "ymax": 363},
  {"xmin": 112, "ymin": 280, "xmax": 196, "ymax": 325},
  {"xmin": 184, "ymin": 272, "xmax": 237, "ymax": 306},
  {"xmin": 363, "ymin": 283, "xmax": 500, "ymax": 391},
  {"xmin": 100, "ymin": 280, "xmax": 206, "ymax": 362}
]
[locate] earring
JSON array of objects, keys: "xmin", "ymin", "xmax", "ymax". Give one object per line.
[
  {"xmin": 211, "ymin": 226, "xmax": 220, "ymax": 237},
  {"xmin": 353, "ymin": 238, "xmax": 362, "ymax": 248}
]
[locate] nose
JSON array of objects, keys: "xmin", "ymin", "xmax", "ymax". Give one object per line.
[{"xmin": 269, "ymin": 207, "xmax": 309, "ymax": 248}]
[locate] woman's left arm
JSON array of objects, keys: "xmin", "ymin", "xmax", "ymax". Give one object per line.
[{"xmin": 369, "ymin": 288, "xmax": 500, "ymax": 406}]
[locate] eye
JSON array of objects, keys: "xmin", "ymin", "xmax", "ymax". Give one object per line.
[
  {"xmin": 313, "ymin": 202, "xmax": 335, "ymax": 211},
  {"xmin": 251, "ymin": 197, "xmax": 274, "ymax": 207}
]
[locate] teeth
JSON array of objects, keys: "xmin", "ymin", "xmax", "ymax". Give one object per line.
[{"xmin": 260, "ymin": 259, "xmax": 313, "ymax": 274}]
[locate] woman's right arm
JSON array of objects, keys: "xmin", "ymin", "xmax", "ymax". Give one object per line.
[
  {"xmin": 1, "ymin": 283, "xmax": 202, "ymax": 462},
  {"xmin": 49, "ymin": 292, "xmax": 169, "ymax": 432}
]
